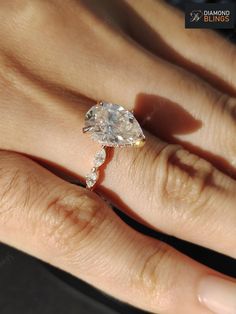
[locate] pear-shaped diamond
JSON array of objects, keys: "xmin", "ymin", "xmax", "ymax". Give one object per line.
[{"xmin": 83, "ymin": 102, "xmax": 145, "ymax": 147}]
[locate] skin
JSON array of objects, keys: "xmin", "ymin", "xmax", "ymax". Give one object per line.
[{"xmin": 0, "ymin": 0, "xmax": 235, "ymax": 313}]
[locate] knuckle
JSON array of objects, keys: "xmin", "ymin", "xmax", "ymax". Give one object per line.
[
  {"xmin": 0, "ymin": 167, "xmax": 21, "ymax": 215},
  {"xmin": 230, "ymin": 46, "xmax": 236, "ymax": 86},
  {"xmin": 133, "ymin": 243, "xmax": 177, "ymax": 311},
  {"xmin": 158, "ymin": 146, "xmax": 215, "ymax": 222},
  {"xmin": 0, "ymin": 152, "xmax": 36, "ymax": 218},
  {"xmin": 40, "ymin": 189, "xmax": 107, "ymax": 256},
  {"xmin": 124, "ymin": 139, "xmax": 169, "ymax": 195},
  {"xmin": 220, "ymin": 95, "xmax": 236, "ymax": 162}
]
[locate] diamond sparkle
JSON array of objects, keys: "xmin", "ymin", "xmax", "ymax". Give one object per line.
[
  {"xmin": 84, "ymin": 102, "xmax": 145, "ymax": 147},
  {"xmin": 94, "ymin": 148, "xmax": 106, "ymax": 167},
  {"xmin": 85, "ymin": 168, "xmax": 98, "ymax": 189}
]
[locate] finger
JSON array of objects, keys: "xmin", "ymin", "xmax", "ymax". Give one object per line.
[
  {"xmin": 102, "ymin": 133, "xmax": 236, "ymax": 259},
  {"xmin": 124, "ymin": 0, "xmax": 236, "ymax": 96},
  {"xmin": 1, "ymin": 0, "xmax": 235, "ymax": 176},
  {"xmin": 3, "ymin": 91, "xmax": 236, "ymax": 261},
  {"xmin": 0, "ymin": 151, "xmax": 233, "ymax": 314}
]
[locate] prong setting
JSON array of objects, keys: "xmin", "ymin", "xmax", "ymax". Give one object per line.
[
  {"xmin": 133, "ymin": 138, "xmax": 146, "ymax": 148},
  {"xmin": 83, "ymin": 126, "xmax": 93, "ymax": 133}
]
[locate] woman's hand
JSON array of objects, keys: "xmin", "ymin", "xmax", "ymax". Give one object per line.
[{"xmin": 0, "ymin": 1, "xmax": 235, "ymax": 313}]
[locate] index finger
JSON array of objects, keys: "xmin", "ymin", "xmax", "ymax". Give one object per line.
[{"xmin": 0, "ymin": 151, "xmax": 231, "ymax": 314}]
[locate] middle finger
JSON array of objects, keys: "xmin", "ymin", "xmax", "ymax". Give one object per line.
[{"xmin": 1, "ymin": 0, "xmax": 235, "ymax": 176}]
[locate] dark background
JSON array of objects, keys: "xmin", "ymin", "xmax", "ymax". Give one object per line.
[{"xmin": 0, "ymin": 1, "xmax": 235, "ymax": 314}]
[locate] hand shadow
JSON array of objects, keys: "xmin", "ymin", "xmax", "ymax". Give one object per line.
[
  {"xmin": 134, "ymin": 93, "xmax": 236, "ymax": 179},
  {"xmin": 135, "ymin": 93, "xmax": 202, "ymax": 137}
]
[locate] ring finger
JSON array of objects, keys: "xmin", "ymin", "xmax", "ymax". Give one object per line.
[{"xmin": 1, "ymin": 88, "xmax": 236, "ymax": 260}]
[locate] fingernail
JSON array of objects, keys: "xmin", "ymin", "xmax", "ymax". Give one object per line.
[{"xmin": 198, "ymin": 275, "xmax": 236, "ymax": 314}]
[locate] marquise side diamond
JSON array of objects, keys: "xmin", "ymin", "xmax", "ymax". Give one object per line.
[
  {"xmin": 94, "ymin": 148, "xmax": 106, "ymax": 167},
  {"xmin": 85, "ymin": 168, "xmax": 98, "ymax": 189}
]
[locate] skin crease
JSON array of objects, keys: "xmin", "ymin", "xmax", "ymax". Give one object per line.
[{"xmin": 0, "ymin": 0, "xmax": 235, "ymax": 313}]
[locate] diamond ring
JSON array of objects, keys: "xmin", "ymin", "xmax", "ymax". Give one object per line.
[{"xmin": 83, "ymin": 101, "xmax": 145, "ymax": 190}]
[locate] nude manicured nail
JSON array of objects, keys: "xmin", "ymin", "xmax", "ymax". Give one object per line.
[{"xmin": 198, "ymin": 275, "xmax": 236, "ymax": 314}]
